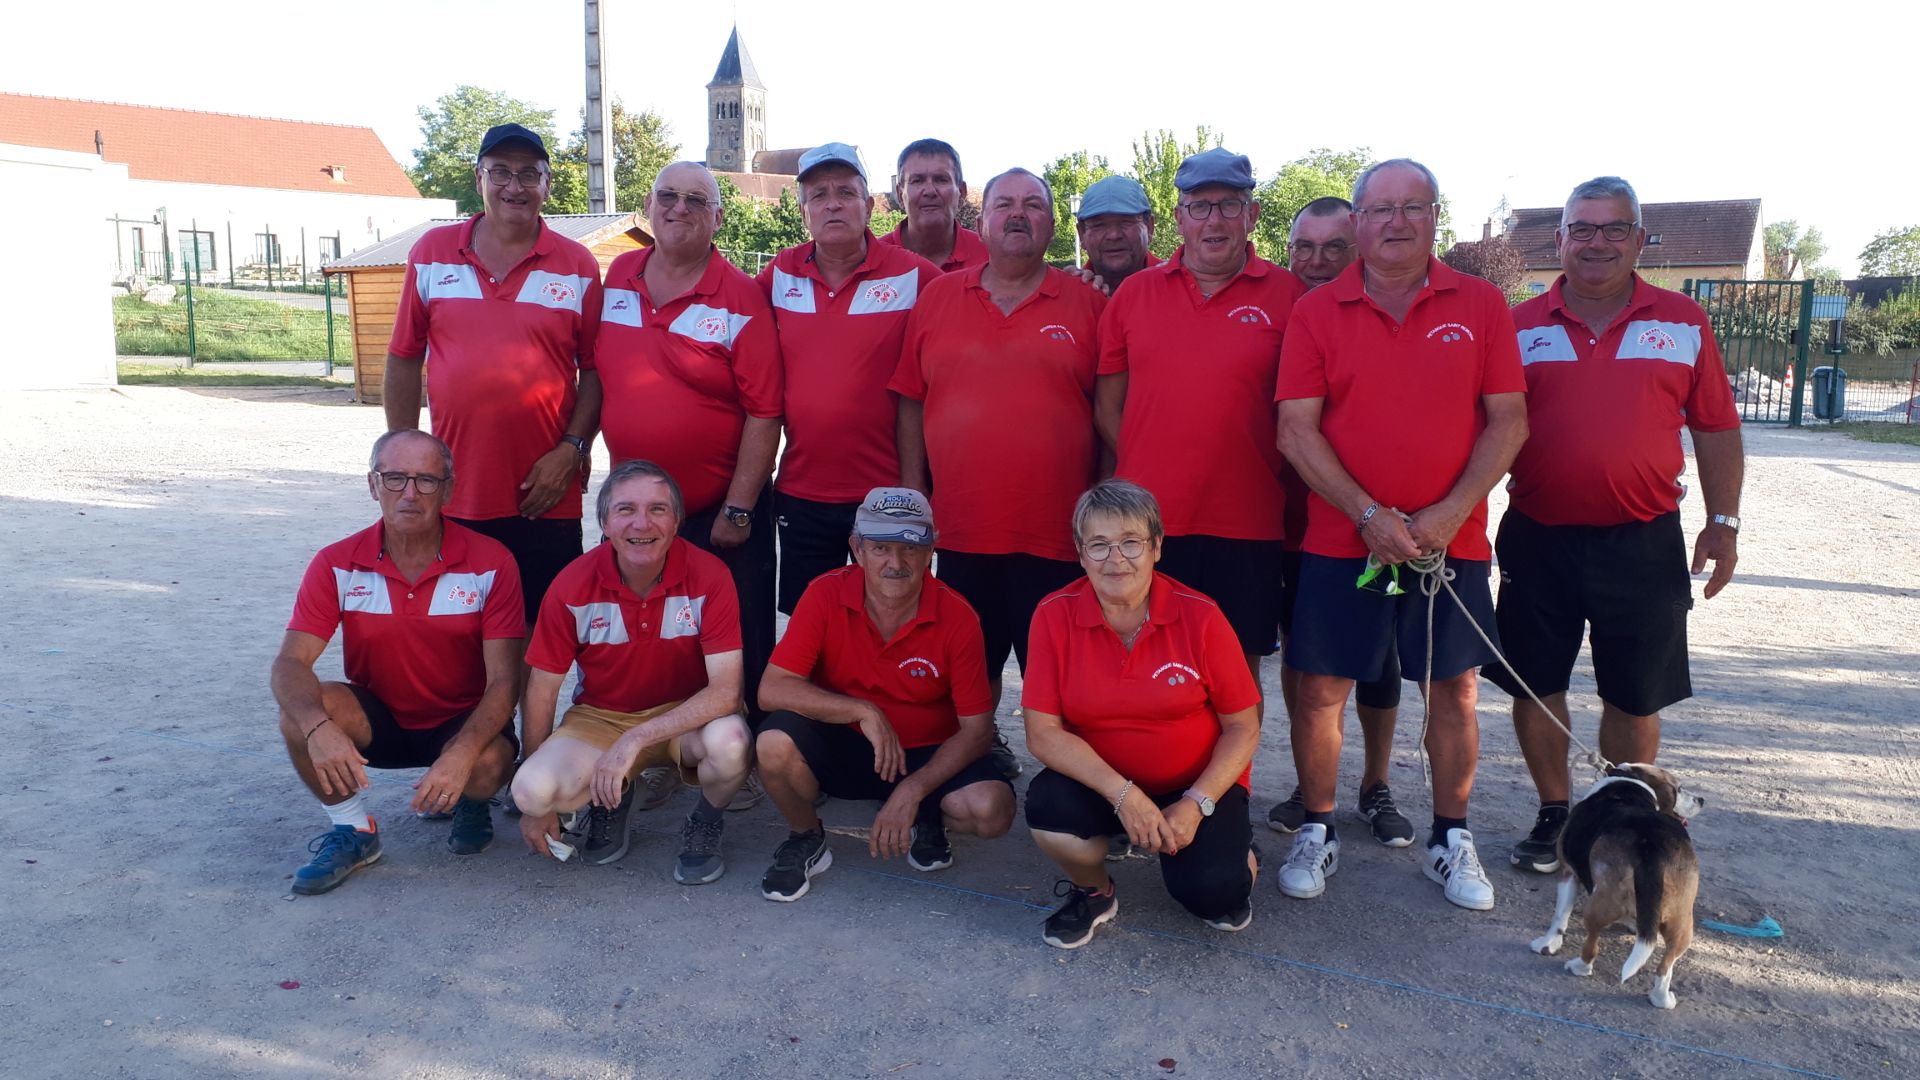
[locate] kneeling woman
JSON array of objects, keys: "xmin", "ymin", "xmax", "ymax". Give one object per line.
[{"xmin": 1022, "ymin": 479, "xmax": 1262, "ymax": 948}]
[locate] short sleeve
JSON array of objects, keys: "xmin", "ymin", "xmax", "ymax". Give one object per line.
[
  {"xmin": 767, "ymin": 580, "xmax": 829, "ymax": 677},
  {"xmin": 1196, "ymin": 601, "xmax": 1260, "ymax": 716},
  {"xmin": 730, "ymin": 283, "xmax": 784, "ymax": 420},
  {"xmin": 1477, "ymin": 298, "xmax": 1526, "ymax": 396},
  {"xmin": 1684, "ymin": 318, "xmax": 1742, "ymax": 432},
  {"xmin": 1019, "ymin": 603, "xmax": 1066, "ymax": 716},
  {"xmin": 480, "ymin": 555, "xmax": 526, "ymax": 640},
  {"xmin": 1095, "ymin": 290, "xmax": 1131, "ymax": 376},
  {"xmin": 698, "ymin": 558, "xmax": 744, "ymax": 654},
  {"xmin": 574, "ymin": 264, "xmax": 604, "ymax": 372},
  {"xmin": 887, "ymin": 303, "xmax": 932, "ymax": 401},
  {"xmin": 942, "ymin": 597, "xmax": 993, "ymax": 717},
  {"xmin": 286, "ymin": 551, "xmax": 342, "ymax": 641},
  {"xmin": 524, "ymin": 577, "xmax": 577, "ymax": 675},
  {"xmin": 1275, "ymin": 306, "xmax": 1330, "ymax": 402},
  {"xmin": 387, "ymin": 247, "xmax": 429, "ymax": 360}
]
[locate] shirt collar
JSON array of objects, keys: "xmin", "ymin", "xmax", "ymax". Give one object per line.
[
  {"xmin": 1068, "ymin": 571, "xmax": 1184, "ymax": 632},
  {"xmin": 625, "ymin": 245, "xmax": 730, "ymax": 300},
  {"xmin": 458, "ymin": 213, "xmax": 557, "ymax": 261},
  {"xmin": 835, "ymin": 564, "xmax": 940, "ymax": 631},
  {"xmin": 961, "ymin": 263, "xmax": 1064, "ymax": 301},
  {"xmin": 785, "ymin": 230, "xmax": 888, "ymax": 282},
  {"xmin": 591, "ymin": 536, "xmax": 688, "ymax": 597},
  {"xmin": 888, "ymin": 221, "xmax": 986, "ymax": 270},
  {"xmin": 1167, "ymin": 242, "xmax": 1271, "ymax": 282},
  {"xmin": 353, "ymin": 518, "xmax": 460, "ymax": 574},
  {"xmin": 1330, "ymin": 255, "xmax": 1454, "ymax": 304},
  {"xmin": 1544, "ymin": 272, "xmax": 1655, "ymax": 323}
]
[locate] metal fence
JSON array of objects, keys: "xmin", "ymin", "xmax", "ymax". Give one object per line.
[
  {"xmin": 1685, "ymin": 278, "xmax": 1918, "ymax": 426},
  {"xmin": 113, "ymin": 273, "xmax": 348, "ymax": 370},
  {"xmin": 110, "ymin": 215, "xmax": 345, "ymax": 294}
]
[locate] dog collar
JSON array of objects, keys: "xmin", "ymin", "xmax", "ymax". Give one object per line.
[{"xmin": 1582, "ymin": 775, "xmax": 1658, "ymax": 804}]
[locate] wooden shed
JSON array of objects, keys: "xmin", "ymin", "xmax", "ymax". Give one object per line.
[{"xmin": 322, "ymin": 213, "xmax": 651, "ymax": 404}]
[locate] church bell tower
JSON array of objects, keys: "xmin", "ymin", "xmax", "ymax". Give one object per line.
[{"xmin": 705, "ymin": 25, "xmax": 766, "ymax": 173}]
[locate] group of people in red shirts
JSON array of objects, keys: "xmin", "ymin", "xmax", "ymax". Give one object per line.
[{"xmin": 269, "ymin": 123, "xmax": 1743, "ymax": 951}]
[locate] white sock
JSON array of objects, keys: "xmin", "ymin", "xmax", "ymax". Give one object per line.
[{"xmin": 322, "ymin": 792, "xmax": 372, "ymax": 831}]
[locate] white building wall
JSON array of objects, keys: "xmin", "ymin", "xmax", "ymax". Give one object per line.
[{"xmin": 0, "ymin": 143, "xmax": 119, "ymax": 389}]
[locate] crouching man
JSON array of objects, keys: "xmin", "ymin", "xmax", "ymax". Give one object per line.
[
  {"xmin": 511, "ymin": 460, "xmax": 752, "ymax": 883},
  {"xmin": 755, "ymin": 487, "xmax": 1015, "ymax": 901}
]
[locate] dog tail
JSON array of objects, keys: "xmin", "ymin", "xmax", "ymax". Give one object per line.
[{"xmin": 1620, "ymin": 839, "xmax": 1666, "ymax": 982}]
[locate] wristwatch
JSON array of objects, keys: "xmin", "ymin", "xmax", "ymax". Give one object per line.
[
  {"xmin": 559, "ymin": 434, "xmax": 589, "ymax": 458},
  {"xmin": 724, "ymin": 504, "xmax": 753, "ymax": 529},
  {"xmin": 1709, "ymin": 513, "xmax": 1741, "ymax": 532},
  {"xmin": 1182, "ymin": 788, "xmax": 1216, "ymax": 817}
]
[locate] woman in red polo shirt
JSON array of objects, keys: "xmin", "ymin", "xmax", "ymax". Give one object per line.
[{"xmin": 1021, "ymin": 479, "xmax": 1263, "ymax": 949}]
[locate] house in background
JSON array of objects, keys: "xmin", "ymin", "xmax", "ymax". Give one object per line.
[
  {"xmin": 0, "ymin": 92, "xmax": 454, "ymax": 285},
  {"xmin": 0, "ymin": 143, "xmax": 121, "ymax": 388},
  {"xmin": 1493, "ymin": 198, "xmax": 1765, "ymax": 294}
]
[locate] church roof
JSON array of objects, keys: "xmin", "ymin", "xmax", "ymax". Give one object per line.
[{"xmin": 707, "ymin": 26, "xmax": 765, "ymax": 90}]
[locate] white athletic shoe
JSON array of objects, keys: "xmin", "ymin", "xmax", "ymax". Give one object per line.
[
  {"xmin": 1277, "ymin": 823, "xmax": 1339, "ymax": 899},
  {"xmin": 1424, "ymin": 828, "xmax": 1495, "ymax": 910}
]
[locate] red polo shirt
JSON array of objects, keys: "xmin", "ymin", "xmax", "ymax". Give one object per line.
[
  {"xmin": 1023, "ymin": 573, "xmax": 1260, "ymax": 793},
  {"xmin": 757, "ymin": 235, "xmax": 944, "ymax": 503},
  {"xmin": 770, "ymin": 566, "xmax": 994, "ymax": 749},
  {"xmin": 889, "ymin": 267, "xmax": 1105, "ymax": 561},
  {"xmin": 388, "ymin": 215, "xmax": 601, "ymax": 522},
  {"xmin": 876, "ymin": 221, "xmax": 990, "ymax": 273},
  {"xmin": 1276, "ymin": 258, "xmax": 1525, "ymax": 560},
  {"xmin": 288, "ymin": 521, "xmax": 524, "ymax": 729},
  {"xmin": 526, "ymin": 540, "xmax": 742, "ymax": 712},
  {"xmin": 1508, "ymin": 275, "xmax": 1742, "ymax": 527},
  {"xmin": 595, "ymin": 247, "xmax": 784, "ymax": 514},
  {"xmin": 1101, "ymin": 245, "xmax": 1304, "ymax": 540}
]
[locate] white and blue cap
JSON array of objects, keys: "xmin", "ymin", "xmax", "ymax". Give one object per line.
[
  {"xmin": 854, "ymin": 487, "xmax": 935, "ymax": 545},
  {"xmin": 1076, "ymin": 176, "xmax": 1151, "ymax": 221},
  {"xmin": 1174, "ymin": 147, "xmax": 1254, "ymax": 192},
  {"xmin": 796, "ymin": 142, "xmax": 867, "ymax": 183}
]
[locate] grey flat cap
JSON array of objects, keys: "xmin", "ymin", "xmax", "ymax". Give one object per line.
[
  {"xmin": 1175, "ymin": 147, "xmax": 1253, "ymax": 192},
  {"xmin": 796, "ymin": 142, "xmax": 866, "ymax": 183},
  {"xmin": 1076, "ymin": 176, "xmax": 1151, "ymax": 220}
]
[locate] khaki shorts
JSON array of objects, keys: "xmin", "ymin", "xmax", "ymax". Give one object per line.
[{"xmin": 549, "ymin": 700, "xmax": 698, "ymax": 785}]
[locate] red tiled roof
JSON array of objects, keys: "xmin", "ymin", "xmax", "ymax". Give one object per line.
[
  {"xmin": 1503, "ymin": 199, "xmax": 1761, "ymax": 268},
  {"xmin": 0, "ymin": 92, "xmax": 422, "ymax": 198},
  {"xmin": 715, "ymin": 170, "xmax": 796, "ymax": 202}
]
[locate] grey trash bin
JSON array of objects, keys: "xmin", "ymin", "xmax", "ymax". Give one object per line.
[{"xmin": 1812, "ymin": 366, "xmax": 1847, "ymax": 420}]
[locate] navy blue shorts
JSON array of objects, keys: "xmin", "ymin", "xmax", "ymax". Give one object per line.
[
  {"xmin": 347, "ymin": 685, "xmax": 517, "ymax": 770},
  {"xmin": 760, "ymin": 711, "xmax": 1010, "ymax": 814},
  {"xmin": 1285, "ymin": 553, "xmax": 1500, "ymax": 684},
  {"xmin": 1281, "ymin": 552, "xmax": 1402, "ymax": 708}
]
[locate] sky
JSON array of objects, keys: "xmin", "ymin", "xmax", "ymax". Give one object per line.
[{"xmin": 7, "ymin": 0, "xmax": 1906, "ymax": 273}]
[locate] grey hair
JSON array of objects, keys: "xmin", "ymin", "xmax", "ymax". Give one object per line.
[
  {"xmin": 980, "ymin": 167, "xmax": 1055, "ymax": 214},
  {"xmin": 369, "ymin": 429, "xmax": 453, "ymax": 484},
  {"xmin": 596, "ymin": 459, "xmax": 685, "ymax": 531},
  {"xmin": 1351, "ymin": 158, "xmax": 1439, "ymax": 206},
  {"xmin": 1561, "ymin": 176, "xmax": 1642, "ymax": 226},
  {"xmin": 1290, "ymin": 196, "xmax": 1353, "ymax": 241},
  {"xmin": 1072, "ymin": 479, "xmax": 1164, "ymax": 546},
  {"xmin": 799, "ymin": 167, "xmax": 870, "ymax": 206}
]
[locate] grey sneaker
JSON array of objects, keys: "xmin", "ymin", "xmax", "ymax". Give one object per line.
[
  {"xmin": 726, "ymin": 772, "xmax": 767, "ymax": 812},
  {"xmin": 674, "ymin": 812, "xmax": 726, "ymax": 885},
  {"xmin": 635, "ymin": 765, "xmax": 681, "ymax": 811},
  {"xmin": 579, "ymin": 782, "xmax": 635, "ymax": 865}
]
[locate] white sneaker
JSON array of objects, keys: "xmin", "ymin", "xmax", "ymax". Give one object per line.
[
  {"xmin": 1277, "ymin": 823, "xmax": 1339, "ymax": 899},
  {"xmin": 1424, "ymin": 828, "xmax": 1495, "ymax": 910}
]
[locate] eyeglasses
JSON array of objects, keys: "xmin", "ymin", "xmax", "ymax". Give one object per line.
[
  {"xmin": 652, "ymin": 190, "xmax": 713, "ymax": 212},
  {"xmin": 482, "ymin": 166, "xmax": 546, "ymax": 188},
  {"xmin": 1563, "ymin": 221, "xmax": 1638, "ymax": 242},
  {"xmin": 1179, "ymin": 198, "xmax": 1249, "ymax": 220},
  {"xmin": 375, "ymin": 472, "xmax": 448, "ymax": 494},
  {"xmin": 1081, "ymin": 538, "xmax": 1150, "ymax": 562},
  {"xmin": 1290, "ymin": 240, "xmax": 1351, "ymax": 258},
  {"xmin": 1358, "ymin": 202, "xmax": 1434, "ymax": 223}
]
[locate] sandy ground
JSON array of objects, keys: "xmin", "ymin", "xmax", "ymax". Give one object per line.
[{"xmin": 1, "ymin": 386, "xmax": 1915, "ymax": 1080}]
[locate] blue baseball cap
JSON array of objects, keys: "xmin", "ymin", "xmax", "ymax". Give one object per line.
[
  {"xmin": 477, "ymin": 123, "xmax": 548, "ymax": 161},
  {"xmin": 1175, "ymin": 147, "xmax": 1253, "ymax": 192},
  {"xmin": 796, "ymin": 142, "xmax": 867, "ymax": 183},
  {"xmin": 1076, "ymin": 176, "xmax": 1151, "ymax": 221},
  {"xmin": 854, "ymin": 487, "xmax": 935, "ymax": 545}
]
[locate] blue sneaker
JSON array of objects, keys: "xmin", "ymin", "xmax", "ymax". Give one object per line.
[
  {"xmin": 449, "ymin": 797, "xmax": 493, "ymax": 855},
  {"xmin": 291, "ymin": 824, "xmax": 382, "ymax": 895}
]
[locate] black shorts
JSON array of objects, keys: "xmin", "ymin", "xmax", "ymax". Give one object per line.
[
  {"xmin": 774, "ymin": 492, "xmax": 858, "ymax": 615},
  {"xmin": 760, "ymin": 711, "xmax": 1011, "ymax": 813},
  {"xmin": 347, "ymin": 686, "xmax": 517, "ymax": 770},
  {"xmin": 1023, "ymin": 769, "xmax": 1253, "ymax": 921},
  {"xmin": 1279, "ymin": 550, "xmax": 1401, "ymax": 709},
  {"xmin": 1483, "ymin": 510, "xmax": 1693, "ymax": 716},
  {"xmin": 933, "ymin": 550, "xmax": 1081, "ymax": 677},
  {"xmin": 1157, "ymin": 534, "xmax": 1286, "ymax": 657},
  {"xmin": 1285, "ymin": 553, "xmax": 1500, "ymax": 684},
  {"xmin": 448, "ymin": 515, "xmax": 581, "ymax": 621},
  {"xmin": 683, "ymin": 488, "xmax": 777, "ymax": 726}
]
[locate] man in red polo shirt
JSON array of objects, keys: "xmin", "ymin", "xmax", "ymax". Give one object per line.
[
  {"xmin": 384, "ymin": 124, "xmax": 603, "ymax": 625},
  {"xmin": 1074, "ymin": 175, "xmax": 1157, "ymax": 293},
  {"xmin": 272, "ymin": 431, "xmax": 524, "ymax": 895},
  {"xmin": 1096, "ymin": 147, "xmax": 1304, "ymax": 682},
  {"xmin": 1275, "ymin": 158, "xmax": 1528, "ymax": 911},
  {"xmin": 876, "ymin": 138, "xmax": 988, "ymax": 273},
  {"xmin": 891, "ymin": 168, "xmax": 1106, "ymax": 733},
  {"xmin": 597, "ymin": 162, "xmax": 782, "ymax": 801},
  {"xmin": 1497, "ymin": 176, "xmax": 1743, "ymax": 874},
  {"xmin": 756, "ymin": 488, "xmax": 1014, "ymax": 901},
  {"xmin": 1266, "ymin": 196, "xmax": 1414, "ymax": 849},
  {"xmin": 512, "ymin": 460, "xmax": 751, "ymax": 882},
  {"xmin": 756, "ymin": 142, "xmax": 942, "ymax": 616}
]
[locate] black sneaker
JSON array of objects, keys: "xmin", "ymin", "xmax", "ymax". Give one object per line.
[
  {"xmin": 989, "ymin": 731, "xmax": 1022, "ymax": 781},
  {"xmin": 908, "ymin": 820, "xmax": 953, "ymax": 872},
  {"xmin": 580, "ymin": 782, "xmax": 635, "ymax": 865},
  {"xmin": 1204, "ymin": 900, "xmax": 1253, "ymax": 933},
  {"xmin": 1510, "ymin": 807, "xmax": 1567, "ymax": 873},
  {"xmin": 761, "ymin": 828, "xmax": 832, "ymax": 901},
  {"xmin": 1043, "ymin": 879, "xmax": 1119, "ymax": 950},
  {"xmin": 1266, "ymin": 786, "xmax": 1307, "ymax": 833},
  {"xmin": 448, "ymin": 797, "xmax": 493, "ymax": 855},
  {"xmin": 674, "ymin": 812, "xmax": 726, "ymax": 885},
  {"xmin": 1357, "ymin": 783, "xmax": 1416, "ymax": 848}
]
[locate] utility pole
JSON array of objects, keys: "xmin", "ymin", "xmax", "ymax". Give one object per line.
[{"xmin": 584, "ymin": 0, "xmax": 614, "ymax": 212}]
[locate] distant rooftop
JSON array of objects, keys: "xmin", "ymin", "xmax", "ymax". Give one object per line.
[
  {"xmin": 707, "ymin": 26, "xmax": 765, "ymax": 90},
  {"xmin": 325, "ymin": 214, "xmax": 647, "ymax": 270},
  {"xmin": 1502, "ymin": 199, "xmax": 1763, "ymax": 268}
]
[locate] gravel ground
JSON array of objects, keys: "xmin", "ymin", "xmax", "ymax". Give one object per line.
[{"xmin": 1, "ymin": 386, "xmax": 1915, "ymax": 1079}]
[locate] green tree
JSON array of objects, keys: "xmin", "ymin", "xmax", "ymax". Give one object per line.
[
  {"xmin": 548, "ymin": 101, "xmax": 681, "ymax": 215},
  {"xmin": 714, "ymin": 179, "xmax": 809, "ymax": 269},
  {"xmin": 1252, "ymin": 147, "xmax": 1374, "ymax": 263},
  {"xmin": 1128, "ymin": 126, "xmax": 1226, "ymax": 258},
  {"xmin": 1764, "ymin": 220, "xmax": 1831, "ymax": 279},
  {"xmin": 409, "ymin": 86, "xmax": 557, "ymax": 214},
  {"xmin": 1858, "ymin": 225, "xmax": 1920, "ymax": 277},
  {"xmin": 1040, "ymin": 150, "xmax": 1115, "ymax": 262}
]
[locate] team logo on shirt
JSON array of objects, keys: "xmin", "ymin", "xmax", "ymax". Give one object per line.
[
  {"xmin": 1039, "ymin": 323, "xmax": 1077, "ymax": 343},
  {"xmin": 443, "ymin": 582, "xmax": 482, "ymax": 608},
  {"xmin": 1636, "ymin": 326, "xmax": 1679, "ymax": 351},
  {"xmin": 697, "ymin": 316, "xmax": 729, "ymax": 338},
  {"xmin": 610, "ymin": 296, "xmax": 630, "ymax": 311},
  {"xmin": 784, "ymin": 286, "xmax": 805, "ymax": 300},
  {"xmin": 661, "ymin": 595, "xmax": 705, "ymax": 640},
  {"xmin": 864, "ymin": 282, "xmax": 900, "ymax": 305},
  {"xmin": 541, "ymin": 280, "xmax": 577, "ymax": 305},
  {"xmin": 1427, "ymin": 321, "xmax": 1475, "ymax": 344},
  {"xmin": 428, "ymin": 572, "xmax": 495, "ymax": 615},
  {"xmin": 345, "ymin": 584, "xmax": 374, "ymax": 599},
  {"xmin": 588, "ymin": 615, "xmax": 611, "ymax": 632},
  {"xmin": 437, "ymin": 273, "xmax": 459, "ymax": 287},
  {"xmin": 1525, "ymin": 335, "xmax": 1555, "ymax": 354},
  {"xmin": 1151, "ymin": 662, "xmax": 1201, "ymax": 687},
  {"xmin": 1228, "ymin": 304, "xmax": 1272, "ymax": 325},
  {"xmin": 898, "ymin": 656, "xmax": 942, "ymax": 679},
  {"xmin": 672, "ymin": 603, "xmax": 699, "ymax": 633}
]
